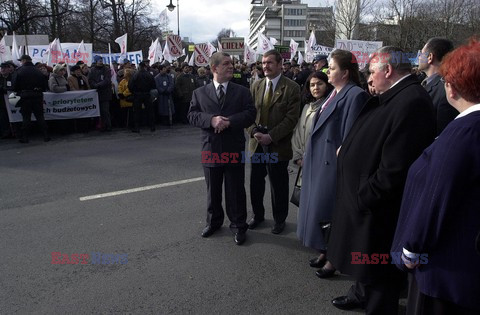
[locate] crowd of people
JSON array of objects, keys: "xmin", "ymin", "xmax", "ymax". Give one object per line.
[{"xmin": 1, "ymin": 36, "xmax": 479, "ymax": 314}]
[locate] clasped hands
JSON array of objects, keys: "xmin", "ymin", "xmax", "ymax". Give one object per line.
[{"xmin": 211, "ymin": 116, "xmax": 230, "ymax": 133}]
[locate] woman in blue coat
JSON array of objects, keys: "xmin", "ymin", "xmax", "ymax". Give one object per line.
[{"xmin": 297, "ymin": 49, "xmax": 369, "ymax": 278}]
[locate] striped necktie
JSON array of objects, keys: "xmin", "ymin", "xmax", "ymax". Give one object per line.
[{"xmin": 217, "ymin": 84, "xmax": 225, "ymax": 105}]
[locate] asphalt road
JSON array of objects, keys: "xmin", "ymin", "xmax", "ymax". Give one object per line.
[{"xmin": 0, "ymin": 126, "xmax": 401, "ymax": 314}]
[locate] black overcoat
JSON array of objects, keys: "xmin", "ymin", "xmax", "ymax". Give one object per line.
[{"xmin": 328, "ymin": 75, "xmax": 436, "ymax": 283}]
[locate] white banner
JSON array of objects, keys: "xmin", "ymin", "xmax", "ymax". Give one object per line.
[
  {"xmin": 6, "ymin": 90, "xmax": 100, "ymax": 123},
  {"xmin": 167, "ymin": 35, "xmax": 183, "ymax": 58},
  {"xmin": 95, "ymin": 50, "xmax": 143, "ymax": 65},
  {"xmin": 335, "ymin": 39, "xmax": 383, "ymax": 69},
  {"xmin": 312, "ymin": 45, "xmax": 334, "ymax": 55},
  {"xmin": 29, "ymin": 43, "xmax": 93, "ymax": 65}
]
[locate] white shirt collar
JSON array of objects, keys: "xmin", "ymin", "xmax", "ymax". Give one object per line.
[
  {"xmin": 265, "ymin": 73, "xmax": 282, "ymax": 92},
  {"xmin": 213, "ymin": 80, "xmax": 229, "ymax": 92},
  {"xmin": 455, "ymin": 104, "xmax": 480, "ymax": 120},
  {"xmin": 389, "ymin": 74, "xmax": 412, "ymax": 90}
]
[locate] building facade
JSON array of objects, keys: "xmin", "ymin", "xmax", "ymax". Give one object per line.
[{"xmin": 249, "ymin": 0, "xmax": 334, "ymax": 52}]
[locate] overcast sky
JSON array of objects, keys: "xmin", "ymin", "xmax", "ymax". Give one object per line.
[{"xmin": 154, "ymin": 0, "xmax": 328, "ymax": 43}]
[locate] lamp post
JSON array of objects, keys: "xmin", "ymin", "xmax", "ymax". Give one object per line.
[{"xmin": 166, "ymin": 0, "xmax": 179, "ymax": 37}]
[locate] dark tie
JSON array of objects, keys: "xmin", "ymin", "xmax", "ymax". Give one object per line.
[
  {"xmin": 217, "ymin": 84, "xmax": 225, "ymax": 105},
  {"xmin": 264, "ymin": 81, "xmax": 273, "ymax": 108}
]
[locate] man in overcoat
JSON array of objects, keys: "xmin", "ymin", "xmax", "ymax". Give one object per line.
[{"xmin": 328, "ymin": 46, "xmax": 436, "ymax": 313}]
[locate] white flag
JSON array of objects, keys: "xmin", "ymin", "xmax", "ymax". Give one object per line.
[
  {"xmin": 269, "ymin": 37, "xmax": 278, "ymax": 46},
  {"xmin": 47, "ymin": 38, "xmax": 64, "ymax": 66},
  {"xmin": 11, "ymin": 32, "xmax": 21, "ymax": 66},
  {"xmin": 76, "ymin": 40, "xmax": 89, "ymax": 64},
  {"xmin": 305, "ymin": 31, "xmax": 316, "ymax": 63},
  {"xmin": 244, "ymin": 43, "xmax": 256, "ymax": 66},
  {"xmin": 297, "ymin": 51, "xmax": 304, "ymax": 65},
  {"xmin": 159, "ymin": 9, "xmax": 168, "ymax": 25},
  {"xmin": 108, "ymin": 43, "xmax": 118, "ymax": 95},
  {"xmin": 148, "ymin": 38, "xmax": 163, "ymax": 64},
  {"xmin": 163, "ymin": 40, "xmax": 173, "ymax": 63},
  {"xmin": 114, "ymin": 33, "xmax": 128, "ymax": 59},
  {"xmin": 194, "ymin": 44, "xmax": 210, "ymax": 66},
  {"xmin": 217, "ymin": 40, "xmax": 223, "ymax": 52},
  {"xmin": 289, "ymin": 39, "xmax": 299, "ymax": 60},
  {"xmin": 188, "ymin": 52, "xmax": 195, "ymax": 66},
  {"xmin": 229, "ymin": 31, "xmax": 234, "ymax": 38},
  {"xmin": 0, "ymin": 36, "xmax": 12, "ymax": 63},
  {"xmin": 206, "ymin": 42, "xmax": 216, "ymax": 57},
  {"xmin": 256, "ymin": 33, "xmax": 274, "ymax": 55}
]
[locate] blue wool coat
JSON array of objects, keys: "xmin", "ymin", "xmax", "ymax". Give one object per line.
[
  {"xmin": 297, "ymin": 83, "xmax": 368, "ymax": 251},
  {"xmin": 391, "ymin": 111, "xmax": 480, "ymax": 311}
]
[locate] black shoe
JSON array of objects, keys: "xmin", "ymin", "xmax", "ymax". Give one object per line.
[
  {"xmin": 44, "ymin": 137, "xmax": 51, "ymax": 142},
  {"xmin": 234, "ymin": 232, "xmax": 246, "ymax": 245},
  {"xmin": 309, "ymin": 256, "xmax": 326, "ymax": 268},
  {"xmin": 201, "ymin": 226, "xmax": 219, "ymax": 238},
  {"xmin": 271, "ymin": 222, "xmax": 285, "ymax": 234},
  {"xmin": 247, "ymin": 218, "xmax": 264, "ymax": 229},
  {"xmin": 331, "ymin": 296, "xmax": 364, "ymax": 310},
  {"xmin": 315, "ymin": 267, "xmax": 336, "ymax": 278}
]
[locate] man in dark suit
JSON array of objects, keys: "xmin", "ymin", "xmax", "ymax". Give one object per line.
[
  {"xmin": 247, "ymin": 49, "xmax": 300, "ymax": 234},
  {"xmin": 188, "ymin": 52, "xmax": 256, "ymax": 245},
  {"xmin": 328, "ymin": 47, "xmax": 435, "ymax": 314},
  {"xmin": 418, "ymin": 37, "xmax": 458, "ymax": 135}
]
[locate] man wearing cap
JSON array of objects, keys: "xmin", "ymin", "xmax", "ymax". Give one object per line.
[
  {"xmin": 13, "ymin": 55, "xmax": 50, "ymax": 143},
  {"xmin": 0, "ymin": 61, "xmax": 16, "ymax": 138},
  {"xmin": 88, "ymin": 55, "xmax": 112, "ymax": 131},
  {"xmin": 313, "ymin": 55, "xmax": 328, "ymax": 73},
  {"xmin": 68, "ymin": 65, "xmax": 90, "ymax": 91}
]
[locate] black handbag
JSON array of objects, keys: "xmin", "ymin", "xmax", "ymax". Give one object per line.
[{"xmin": 290, "ymin": 167, "xmax": 301, "ymax": 207}]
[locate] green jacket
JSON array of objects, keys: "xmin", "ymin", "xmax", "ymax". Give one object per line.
[{"xmin": 247, "ymin": 75, "xmax": 300, "ymax": 161}]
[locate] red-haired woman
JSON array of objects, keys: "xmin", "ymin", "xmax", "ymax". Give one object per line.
[{"xmin": 392, "ymin": 38, "xmax": 480, "ymax": 314}]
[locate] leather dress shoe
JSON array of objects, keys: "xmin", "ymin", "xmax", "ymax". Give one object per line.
[
  {"xmin": 331, "ymin": 296, "xmax": 364, "ymax": 310},
  {"xmin": 315, "ymin": 267, "xmax": 336, "ymax": 278},
  {"xmin": 234, "ymin": 232, "xmax": 246, "ymax": 245},
  {"xmin": 309, "ymin": 256, "xmax": 326, "ymax": 268},
  {"xmin": 247, "ymin": 218, "xmax": 264, "ymax": 229},
  {"xmin": 201, "ymin": 226, "xmax": 219, "ymax": 238},
  {"xmin": 271, "ymin": 222, "xmax": 285, "ymax": 234}
]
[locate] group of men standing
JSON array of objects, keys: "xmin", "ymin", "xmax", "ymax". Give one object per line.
[{"xmin": 188, "ymin": 37, "xmax": 461, "ymax": 314}]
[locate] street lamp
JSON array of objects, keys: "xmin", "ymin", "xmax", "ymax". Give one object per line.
[{"xmin": 166, "ymin": 0, "xmax": 180, "ymax": 37}]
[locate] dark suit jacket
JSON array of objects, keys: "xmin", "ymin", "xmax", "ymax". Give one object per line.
[
  {"xmin": 424, "ymin": 73, "xmax": 459, "ymax": 135},
  {"xmin": 328, "ymin": 75, "xmax": 436, "ymax": 283},
  {"xmin": 247, "ymin": 75, "xmax": 300, "ymax": 161},
  {"xmin": 391, "ymin": 111, "xmax": 480, "ymax": 311},
  {"xmin": 188, "ymin": 82, "xmax": 256, "ymax": 167}
]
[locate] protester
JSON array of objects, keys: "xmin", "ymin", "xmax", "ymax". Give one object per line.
[
  {"xmin": 247, "ymin": 49, "xmax": 300, "ymax": 235},
  {"xmin": 67, "ymin": 65, "xmax": 90, "ymax": 91},
  {"xmin": 391, "ymin": 38, "xmax": 480, "ymax": 315},
  {"xmin": 418, "ymin": 37, "xmax": 458, "ymax": 135},
  {"xmin": 328, "ymin": 46, "xmax": 436, "ymax": 313},
  {"xmin": 88, "ymin": 55, "xmax": 112, "ymax": 131},
  {"xmin": 298, "ymin": 50, "xmax": 369, "ymax": 279},
  {"xmin": 49, "ymin": 64, "xmax": 69, "ymax": 93},
  {"xmin": 187, "ymin": 52, "xmax": 256, "ymax": 245},
  {"xmin": 155, "ymin": 64, "xmax": 175, "ymax": 125},
  {"xmin": 35, "ymin": 63, "xmax": 50, "ymax": 89},
  {"xmin": 128, "ymin": 61, "xmax": 156, "ymax": 132},
  {"xmin": 175, "ymin": 63, "xmax": 196, "ymax": 124},
  {"xmin": 282, "ymin": 61, "xmax": 293, "ymax": 79},
  {"xmin": 13, "ymin": 55, "xmax": 50, "ymax": 143},
  {"xmin": 195, "ymin": 67, "xmax": 211, "ymax": 88},
  {"xmin": 114, "ymin": 68, "xmax": 132, "ymax": 127}
]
